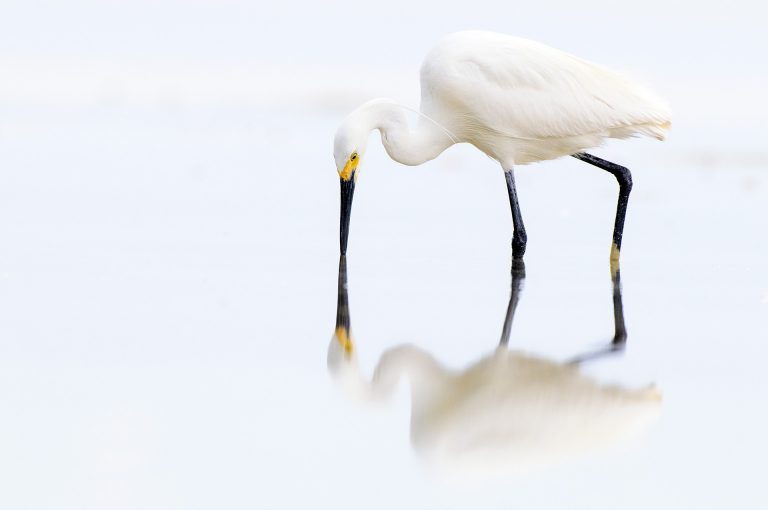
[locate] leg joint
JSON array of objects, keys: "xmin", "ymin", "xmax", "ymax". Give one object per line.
[
  {"xmin": 616, "ymin": 165, "xmax": 633, "ymax": 192},
  {"xmin": 573, "ymin": 152, "xmax": 632, "ymax": 191}
]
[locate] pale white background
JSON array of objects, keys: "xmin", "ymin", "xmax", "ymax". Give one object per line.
[{"xmin": 1, "ymin": 1, "xmax": 767, "ymax": 509}]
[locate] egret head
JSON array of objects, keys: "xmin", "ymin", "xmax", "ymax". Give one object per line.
[
  {"xmin": 334, "ymin": 111, "xmax": 371, "ymax": 255},
  {"xmin": 333, "ymin": 130, "xmax": 364, "ymax": 180}
]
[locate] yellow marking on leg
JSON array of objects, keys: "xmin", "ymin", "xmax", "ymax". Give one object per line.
[
  {"xmin": 610, "ymin": 243, "xmax": 620, "ymax": 276},
  {"xmin": 610, "ymin": 242, "xmax": 620, "ymax": 261}
]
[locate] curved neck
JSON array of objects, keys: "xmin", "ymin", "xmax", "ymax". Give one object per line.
[
  {"xmin": 372, "ymin": 345, "xmax": 446, "ymax": 395},
  {"xmin": 357, "ymin": 99, "xmax": 455, "ymax": 166},
  {"xmin": 330, "ymin": 344, "xmax": 447, "ymax": 402}
]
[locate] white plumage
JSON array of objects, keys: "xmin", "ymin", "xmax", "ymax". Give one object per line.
[
  {"xmin": 334, "ymin": 31, "xmax": 671, "ymax": 258},
  {"xmin": 334, "ymin": 30, "xmax": 670, "ymax": 169},
  {"xmin": 420, "ymin": 31, "xmax": 671, "ymax": 165}
]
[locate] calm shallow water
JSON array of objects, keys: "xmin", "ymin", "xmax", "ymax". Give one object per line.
[
  {"xmin": 0, "ymin": 105, "xmax": 766, "ymax": 509},
  {"xmin": 2, "ymin": 3, "xmax": 768, "ymax": 507}
]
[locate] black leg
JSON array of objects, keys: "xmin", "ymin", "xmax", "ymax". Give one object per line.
[
  {"xmin": 504, "ymin": 168, "xmax": 527, "ymax": 260},
  {"xmin": 572, "ymin": 153, "xmax": 633, "ymax": 263},
  {"xmin": 499, "ymin": 258, "xmax": 526, "ymax": 347}
]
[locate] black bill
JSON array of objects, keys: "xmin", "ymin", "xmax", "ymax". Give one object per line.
[{"xmin": 339, "ymin": 173, "xmax": 355, "ymax": 255}]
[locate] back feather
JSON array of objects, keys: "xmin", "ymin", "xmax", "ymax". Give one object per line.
[{"xmin": 421, "ymin": 32, "xmax": 671, "ymax": 145}]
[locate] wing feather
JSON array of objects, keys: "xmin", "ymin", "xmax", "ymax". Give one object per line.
[{"xmin": 421, "ymin": 32, "xmax": 671, "ymax": 144}]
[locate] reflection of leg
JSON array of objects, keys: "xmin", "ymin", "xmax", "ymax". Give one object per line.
[
  {"xmin": 568, "ymin": 263, "xmax": 628, "ymax": 364},
  {"xmin": 504, "ymin": 168, "xmax": 528, "ymax": 260},
  {"xmin": 572, "ymin": 153, "xmax": 632, "ymax": 264},
  {"xmin": 499, "ymin": 258, "xmax": 526, "ymax": 347},
  {"xmin": 611, "ymin": 268, "xmax": 627, "ymax": 348}
]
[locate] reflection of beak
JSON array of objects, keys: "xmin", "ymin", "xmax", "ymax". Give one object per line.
[
  {"xmin": 335, "ymin": 255, "xmax": 353, "ymax": 355},
  {"xmin": 335, "ymin": 325, "xmax": 354, "ymax": 355},
  {"xmin": 339, "ymin": 173, "xmax": 355, "ymax": 255}
]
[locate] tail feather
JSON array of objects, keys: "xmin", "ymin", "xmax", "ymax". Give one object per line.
[{"xmin": 609, "ymin": 120, "xmax": 671, "ymax": 141}]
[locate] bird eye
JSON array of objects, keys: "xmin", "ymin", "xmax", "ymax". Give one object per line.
[{"xmin": 350, "ymin": 153, "xmax": 358, "ymax": 161}]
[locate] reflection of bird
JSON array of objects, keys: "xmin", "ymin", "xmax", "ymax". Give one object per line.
[
  {"xmin": 334, "ymin": 31, "xmax": 671, "ymax": 261},
  {"xmin": 328, "ymin": 257, "xmax": 661, "ymax": 477}
]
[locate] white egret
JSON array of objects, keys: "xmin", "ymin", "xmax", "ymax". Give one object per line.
[
  {"xmin": 328, "ymin": 257, "xmax": 661, "ymax": 477},
  {"xmin": 334, "ymin": 31, "xmax": 671, "ymax": 260}
]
